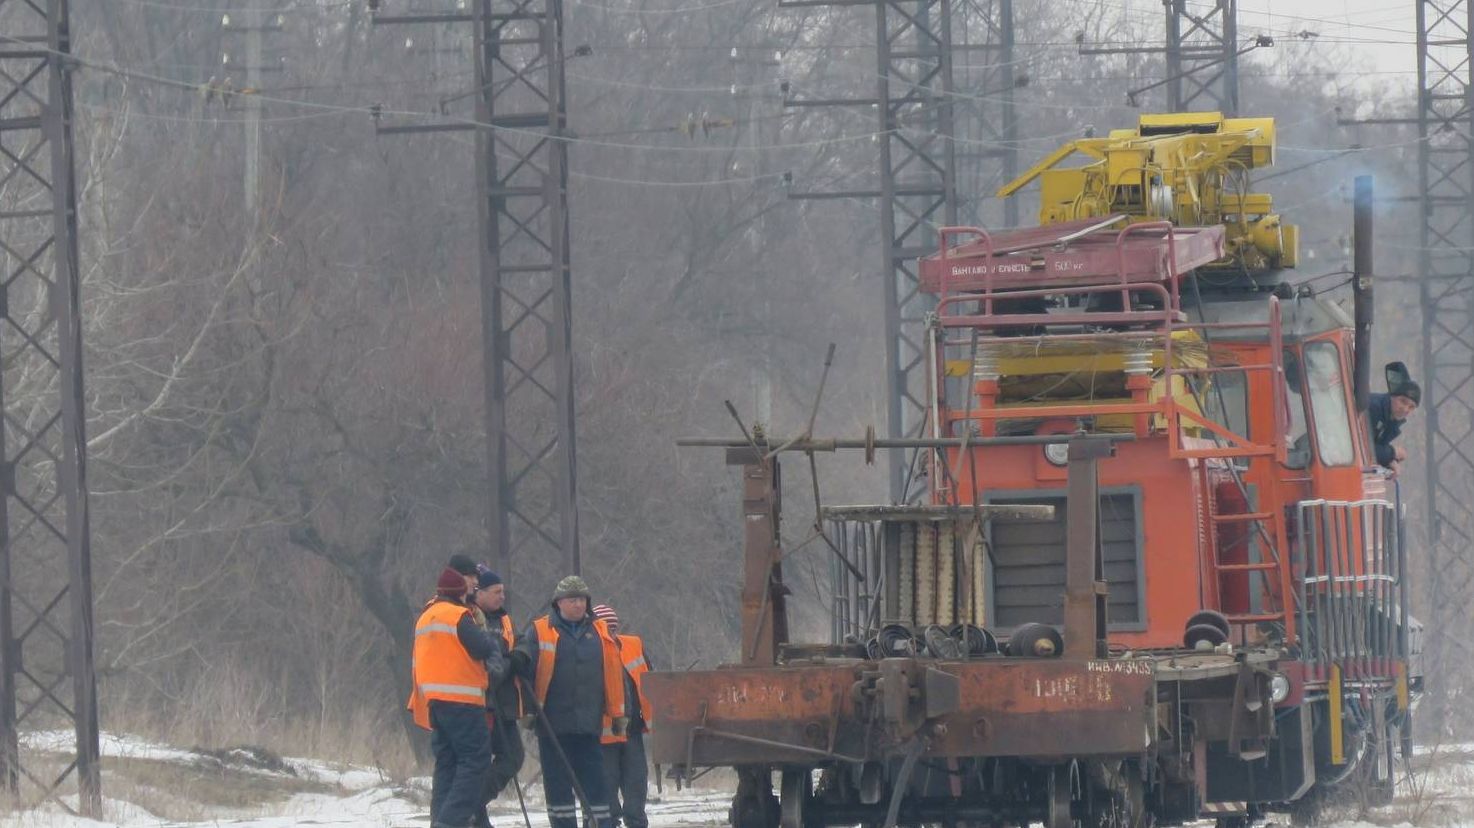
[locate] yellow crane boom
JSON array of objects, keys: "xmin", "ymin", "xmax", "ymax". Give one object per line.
[{"xmin": 997, "ymin": 111, "xmax": 1297, "ymax": 272}]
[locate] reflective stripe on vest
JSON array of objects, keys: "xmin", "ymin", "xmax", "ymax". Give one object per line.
[
  {"xmin": 602, "ymin": 633, "xmax": 655, "ymax": 745},
  {"xmin": 406, "ymin": 600, "xmax": 490, "ymax": 730},
  {"xmin": 531, "ymin": 614, "xmax": 625, "ymax": 725},
  {"xmin": 419, "ymin": 682, "xmax": 486, "ymax": 698}
]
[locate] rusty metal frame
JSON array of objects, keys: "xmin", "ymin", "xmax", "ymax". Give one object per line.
[
  {"xmin": 0, "ymin": 0, "xmax": 100, "ymax": 814},
  {"xmin": 730, "ymin": 448, "xmax": 788, "ymax": 666}
]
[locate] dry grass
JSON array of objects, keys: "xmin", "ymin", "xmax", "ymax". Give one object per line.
[
  {"xmin": 102, "ymin": 662, "xmax": 420, "ymax": 779},
  {"xmin": 3, "ymin": 744, "xmax": 344, "ymax": 823},
  {"xmin": 101, "ymin": 753, "xmax": 341, "ymax": 821}
]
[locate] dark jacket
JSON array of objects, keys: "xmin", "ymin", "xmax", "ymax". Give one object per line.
[
  {"xmin": 1368, "ymin": 392, "xmax": 1404, "ymax": 467},
  {"xmin": 485, "ymin": 608, "xmax": 521, "ymax": 718},
  {"xmin": 514, "ymin": 609, "xmax": 608, "ymax": 736}
]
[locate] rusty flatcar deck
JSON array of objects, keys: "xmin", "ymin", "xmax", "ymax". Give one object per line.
[{"xmin": 645, "ymin": 656, "xmax": 1157, "ymax": 767}]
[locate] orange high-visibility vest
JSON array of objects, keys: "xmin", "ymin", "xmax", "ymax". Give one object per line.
[
  {"xmin": 407, "ymin": 600, "xmax": 490, "ymax": 730},
  {"xmin": 498, "ymin": 613, "xmax": 516, "ymax": 651},
  {"xmin": 496, "ymin": 613, "xmax": 525, "ymax": 717},
  {"xmin": 602, "ymin": 634, "xmax": 654, "ymax": 745},
  {"xmin": 532, "ymin": 615, "xmax": 624, "ymax": 726}
]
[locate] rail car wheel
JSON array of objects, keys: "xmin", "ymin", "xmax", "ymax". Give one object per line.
[
  {"xmin": 1084, "ymin": 762, "xmax": 1148, "ymax": 828},
  {"xmin": 1287, "ymin": 787, "xmax": 1323, "ymax": 827},
  {"xmin": 1047, "ymin": 762, "xmax": 1082, "ymax": 828},
  {"xmin": 779, "ymin": 768, "xmax": 811, "ymax": 828},
  {"xmin": 731, "ymin": 767, "xmax": 781, "ymax": 828}
]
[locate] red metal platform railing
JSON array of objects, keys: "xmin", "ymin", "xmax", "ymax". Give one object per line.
[{"xmin": 923, "ymin": 220, "xmax": 1299, "ymax": 644}]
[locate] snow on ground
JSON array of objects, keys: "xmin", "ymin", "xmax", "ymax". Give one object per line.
[{"xmin": 2, "ymin": 732, "xmax": 1472, "ymax": 827}]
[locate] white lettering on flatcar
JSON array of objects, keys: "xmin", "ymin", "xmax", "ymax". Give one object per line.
[{"xmin": 1086, "ymin": 660, "xmax": 1154, "ymax": 676}]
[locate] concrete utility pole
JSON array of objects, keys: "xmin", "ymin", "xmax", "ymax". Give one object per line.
[
  {"xmin": 0, "ymin": 0, "xmax": 100, "ymax": 814},
  {"xmin": 734, "ymin": 46, "xmax": 780, "ymax": 427},
  {"xmin": 221, "ymin": 7, "xmax": 283, "ymax": 233}
]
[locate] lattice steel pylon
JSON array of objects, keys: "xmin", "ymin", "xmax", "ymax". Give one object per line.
[
  {"xmin": 1164, "ymin": 0, "xmax": 1238, "ymax": 115},
  {"xmin": 375, "ymin": 0, "xmax": 580, "ymax": 579},
  {"xmin": 1415, "ymin": 0, "xmax": 1474, "ymax": 730},
  {"xmin": 783, "ymin": 0, "xmax": 958, "ymax": 503},
  {"xmin": 0, "ymin": 0, "xmax": 101, "ymax": 815},
  {"xmin": 954, "ymin": 0, "xmax": 1016, "ymax": 227}
]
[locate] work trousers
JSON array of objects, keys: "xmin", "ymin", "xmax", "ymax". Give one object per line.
[
  {"xmin": 429, "ymin": 701, "xmax": 493, "ymax": 828},
  {"xmin": 473, "ymin": 713, "xmax": 528, "ymax": 828},
  {"xmin": 602, "ymin": 731, "xmax": 649, "ymax": 828},
  {"xmin": 486, "ymin": 711, "xmax": 526, "ymax": 800},
  {"xmin": 537, "ymin": 730, "xmax": 612, "ymax": 828}
]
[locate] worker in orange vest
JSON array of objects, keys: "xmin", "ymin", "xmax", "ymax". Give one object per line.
[
  {"xmin": 511, "ymin": 575, "xmax": 624, "ymax": 828},
  {"xmin": 409, "ymin": 566, "xmax": 505, "ymax": 828},
  {"xmin": 593, "ymin": 605, "xmax": 653, "ymax": 828}
]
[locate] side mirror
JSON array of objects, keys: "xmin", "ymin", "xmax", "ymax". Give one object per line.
[{"xmin": 1385, "ymin": 361, "xmax": 1412, "ymax": 393}]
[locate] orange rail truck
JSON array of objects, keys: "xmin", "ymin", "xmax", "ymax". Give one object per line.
[{"xmin": 648, "ymin": 113, "xmax": 1419, "ymax": 828}]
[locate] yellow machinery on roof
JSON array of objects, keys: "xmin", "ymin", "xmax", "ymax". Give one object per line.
[{"xmin": 997, "ymin": 112, "xmax": 1297, "ymax": 272}]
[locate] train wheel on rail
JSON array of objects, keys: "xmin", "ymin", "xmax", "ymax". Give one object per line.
[
  {"xmin": 1085, "ymin": 762, "xmax": 1149, "ymax": 828},
  {"xmin": 779, "ymin": 768, "xmax": 812, "ymax": 828},
  {"xmin": 1047, "ymin": 762, "xmax": 1082, "ymax": 828},
  {"xmin": 731, "ymin": 767, "xmax": 781, "ymax": 828},
  {"xmin": 1287, "ymin": 787, "xmax": 1323, "ymax": 827}
]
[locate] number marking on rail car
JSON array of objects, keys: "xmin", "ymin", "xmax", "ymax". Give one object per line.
[{"xmin": 1086, "ymin": 660, "xmax": 1154, "ymax": 676}]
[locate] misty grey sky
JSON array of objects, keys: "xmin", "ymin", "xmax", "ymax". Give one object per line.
[{"xmin": 1113, "ymin": 1, "xmax": 1419, "ymax": 79}]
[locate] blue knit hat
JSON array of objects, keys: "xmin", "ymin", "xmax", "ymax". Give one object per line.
[{"xmin": 476, "ymin": 564, "xmax": 502, "ymax": 589}]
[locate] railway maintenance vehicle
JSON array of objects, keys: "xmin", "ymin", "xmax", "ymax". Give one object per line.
[{"xmin": 649, "ymin": 112, "xmax": 1420, "ymax": 827}]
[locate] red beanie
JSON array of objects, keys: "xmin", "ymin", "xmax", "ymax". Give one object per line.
[{"xmin": 436, "ymin": 566, "xmax": 467, "ymax": 598}]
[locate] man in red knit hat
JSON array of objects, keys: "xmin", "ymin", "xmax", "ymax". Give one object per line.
[
  {"xmin": 409, "ymin": 566, "xmax": 505, "ymax": 828},
  {"xmin": 593, "ymin": 604, "xmax": 653, "ymax": 828}
]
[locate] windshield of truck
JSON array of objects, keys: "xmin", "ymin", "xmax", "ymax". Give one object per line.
[
  {"xmin": 1304, "ymin": 341, "xmax": 1355, "ymax": 466},
  {"xmin": 1282, "ymin": 348, "xmax": 1310, "ymax": 469}
]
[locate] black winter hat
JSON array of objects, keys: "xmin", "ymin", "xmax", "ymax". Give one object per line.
[
  {"xmin": 447, "ymin": 554, "xmax": 479, "ymax": 576},
  {"xmin": 1396, "ymin": 381, "xmax": 1422, "ymax": 407}
]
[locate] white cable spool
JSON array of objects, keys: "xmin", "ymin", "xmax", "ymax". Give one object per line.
[
  {"xmin": 915, "ymin": 522, "xmax": 936, "ymax": 626},
  {"xmin": 898, "ymin": 521, "xmax": 916, "ymax": 626},
  {"xmin": 937, "ymin": 521, "xmax": 956, "ymax": 626}
]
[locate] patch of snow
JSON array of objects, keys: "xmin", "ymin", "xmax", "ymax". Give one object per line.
[
  {"xmin": 20, "ymin": 732, "xmax": 198, "ymax": 766},
  {"xmin": 8, "ymin": 731, "xmax": 1474, "ymax": 828}
]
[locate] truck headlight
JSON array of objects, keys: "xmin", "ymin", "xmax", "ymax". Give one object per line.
[
  {"xmin": 1043, "ymin": 442, "xmax": 1069, "ymax": 466},
  {"xmin": 1270, "ymin": 672, "xmax": 1291, "ymax": 704}
]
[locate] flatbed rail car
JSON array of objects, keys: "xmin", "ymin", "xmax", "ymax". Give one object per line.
[{"xmin": 648, "ymin": 114, "xmax": 1420, "ymax": 828}]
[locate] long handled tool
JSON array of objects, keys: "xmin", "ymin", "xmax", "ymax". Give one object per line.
[
  {"xmin": 512, "ymin": 775, "xmax": 535, "ymax": 828},
  {"xmin": 515, "ymin": 675, "xmax": 598, "ymax": 825}
]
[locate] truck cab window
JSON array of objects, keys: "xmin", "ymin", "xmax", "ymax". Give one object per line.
[
  {"xmin": 1303, "ymin": 342, "xmax": 1355, "ymax": 466},
  {"xmin": 1282, "ymin": 349, "xmax": 1310, "ymax": 469}
]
